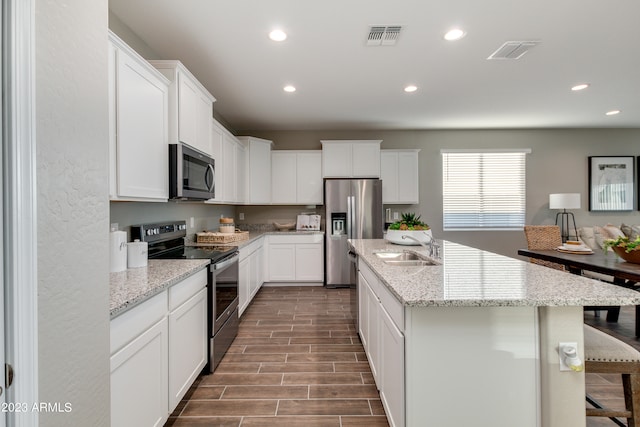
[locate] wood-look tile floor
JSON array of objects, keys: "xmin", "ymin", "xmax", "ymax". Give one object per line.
[
  {"xmin": 165, "ymin": 286, "xmax": 389, "ymax": 427},
  {"xmin": 584, "ymin": 306, "xmax": 640, "ymax": 427}
]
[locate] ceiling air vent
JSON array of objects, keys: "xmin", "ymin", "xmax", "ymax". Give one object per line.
[
  {"xmin": 367, "ymin": 25, "xmax": 402, "ymax": 46},
  {"xmin": 487, "ymin": 41, "xmax": 539, "ymax": 60}
]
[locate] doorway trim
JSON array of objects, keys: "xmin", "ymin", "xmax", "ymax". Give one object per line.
[{"xmin": 3, "ymin": 0, "xmax": 39, "ymax": 425}]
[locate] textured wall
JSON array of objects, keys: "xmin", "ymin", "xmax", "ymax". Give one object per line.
[
  {"xmin": 36, "ymin": 0, "xmax": 111, "ymax": 425},
  {"xmin": 244, "ymin": 128, "xmax": 640, "ymax": 257}
]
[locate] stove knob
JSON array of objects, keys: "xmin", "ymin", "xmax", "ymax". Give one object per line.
[
  {"xmin": 146, "ymin": 229, "xmax": 153, "ymax": 236},
  {"xmin": 154, "ymin": 228, "xmax": 160, "ymax": 235}
]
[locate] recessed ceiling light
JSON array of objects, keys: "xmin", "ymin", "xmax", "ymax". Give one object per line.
[
  {"xmin": 605, "ymin": 110, "xmax": 621, "ymax": 116},
  {"xmin": 571, "ymin": 83, "xmax": 590, "ymax": 91},
  {"xmin": 444, "ymin": 28, "xmax": 466, "ymax": 41},
  {"xmin": 283, "ymin": 85, "xmax": 296, "ymax": 93},
  {"xmin": 269, "ymin": 29, "xmax": 287, "ymax": 42},
  {"xmin": 404, "ymin": 85, "xmax": 418, "ymax": 93}
]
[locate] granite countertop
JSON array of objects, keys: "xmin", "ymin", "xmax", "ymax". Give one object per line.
[
  {"xmin": 349, "ymin": 239, "xmax": 640, "ymax": 308},
  {"xmin": 186, "ymin": 230, "xmax": 324, "ymax": 250},
  {"xmin": 110, "ymin": 259, "xmax": 210, "ymax": 319}
]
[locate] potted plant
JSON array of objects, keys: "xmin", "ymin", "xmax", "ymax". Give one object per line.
[
  {"xmin": 603, "ymin": 235, "xmax": 640, "ymax": 264},
  {"xmin": 385, "ymin": 212, "xmax": 432, "ymax": 245}
]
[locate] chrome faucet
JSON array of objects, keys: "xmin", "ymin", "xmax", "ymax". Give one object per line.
[{"xmin": 401, "ymin": 234, "xmax": 440, "ymax": 258}]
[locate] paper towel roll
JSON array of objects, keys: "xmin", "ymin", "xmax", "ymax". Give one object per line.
[
  {"xmin": 110, "ymin": 230, "xmax": 127, "ymax": 273},
  {"xmin": 127, "ymin": 240, "xmax": 148, "ymax": 268}
]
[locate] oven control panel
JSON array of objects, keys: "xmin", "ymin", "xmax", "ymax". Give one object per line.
[{"xmin": 131, "ymin": 220, "xmax": 187, "ymax": 243}]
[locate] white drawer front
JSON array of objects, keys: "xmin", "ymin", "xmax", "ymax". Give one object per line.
[
  {"xmin": 169, "ymin": 268, "xmax": 207, "ymax": 311},
  {"xmin": 111, "ymin": 290, "xmax": 168, "ymax": 355}
]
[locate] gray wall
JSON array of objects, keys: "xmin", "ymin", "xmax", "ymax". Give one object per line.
[
  {"xmin": 244, "ymin": 129, "xmax": 640, "ymax": 257},
  {"xmin": 36, "ymin": 0, "xmax": 111, "ymax": 425},
  {"xmin": 110, "ymin": 202, "xmax": 236, "ymax": 239}
]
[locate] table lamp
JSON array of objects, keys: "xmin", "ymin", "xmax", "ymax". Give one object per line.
[{"xmin": 549, "ymin": 193, "xmax": 581, "ymax": 243}]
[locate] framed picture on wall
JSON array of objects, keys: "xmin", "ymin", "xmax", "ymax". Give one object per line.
[{"xmin": 588, "ymin": 156, "xmax": 635, "ymax": 211}]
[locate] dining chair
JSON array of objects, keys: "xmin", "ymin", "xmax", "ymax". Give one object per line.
[
  {"xmin": 523, "ymin": 225, "xmax": 565, "ymax": 271},
  {"xmin": 584, "ymin": 324, "xmax": 640, "ymax": 426}
]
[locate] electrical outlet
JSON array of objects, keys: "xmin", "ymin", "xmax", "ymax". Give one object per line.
[
  {"xmin": 559, "ymin": 342, "xmax": 581, "ymax": 371},
  {"xmin": 190, "ymin": 217, "xmax": 195, "ymax": 228},
  {"xmin": 393, "ymin": 212, "xmax": 399, "ymax": 220},
  {"xmin": 239, "ymin": 213, "xmax": 245, "ymax": 220}
]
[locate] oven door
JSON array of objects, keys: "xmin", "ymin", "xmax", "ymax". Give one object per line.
[
  {"xmin": 169, "ymin": 143, "xmax": 215, "ymax": 200},
  {"xmin": 212, "ymin": 254, "xmax": 239, "ymax": 334},
  {"xmin": 209, "ymin": 253, "xmax": 239, "ymax": 371}
]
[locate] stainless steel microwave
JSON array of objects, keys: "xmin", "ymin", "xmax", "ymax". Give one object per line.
[{"xmin": 169, "ymin": 143, "xmax": 215, "ymax": 200}]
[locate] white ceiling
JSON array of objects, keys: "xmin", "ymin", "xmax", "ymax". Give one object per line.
[{"xmin": 109, "ymin": 0, "xmax": 640, "ymax": 131}]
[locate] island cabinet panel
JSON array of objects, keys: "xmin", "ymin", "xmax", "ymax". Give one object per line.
[
  {"xmin": 357, "ymin": 261, "xmax": 404, "ymax": 426},
  {"xmin": 404, "ymin": 306, "xmax": 538, "ymax": 427},
  {"xmin": 379, "ymin": 306, "xmax": 405, "ymax": 427}
]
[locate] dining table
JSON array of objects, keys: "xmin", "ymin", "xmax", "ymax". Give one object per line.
[{"xmin": 518, "ymin": 247, "xmax": 640, "ymax": 335}]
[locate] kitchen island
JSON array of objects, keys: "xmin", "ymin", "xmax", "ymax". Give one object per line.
[{"xmin": 349, "ymin": 238, "xmax": 640, "ymax": 427}]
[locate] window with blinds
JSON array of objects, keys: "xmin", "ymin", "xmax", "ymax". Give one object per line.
[{"xmin": 441, "ymin": 149, "xmax": 530, "ymax": 230}]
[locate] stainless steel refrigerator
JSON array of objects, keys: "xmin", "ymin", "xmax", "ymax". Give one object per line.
[{"xmin": 324, "ymin": 179, "xmax": 383, "ymax": 289}]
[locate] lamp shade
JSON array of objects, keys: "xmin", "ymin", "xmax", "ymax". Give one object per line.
[{"xmin": 549, "ymin": 193, "xmax": 581, "ymax": 210}]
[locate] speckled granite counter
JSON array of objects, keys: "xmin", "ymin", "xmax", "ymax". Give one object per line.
[
  {"xmin": 110, "ymin": 259, "xmax": 210, "ymax": 318},
  {"xmin": 186, "ymin": 230, "xmax": 324, "ymax": 250},
  {"xmin": 349, "ymin": 239, "xmax": 640, "ymax": 308}
]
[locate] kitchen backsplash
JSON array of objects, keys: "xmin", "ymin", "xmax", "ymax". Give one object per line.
[{"xmin": 110, "ymin": 202, "xmax": 235, "ymax": 240}]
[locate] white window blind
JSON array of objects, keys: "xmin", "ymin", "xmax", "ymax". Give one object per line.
[{"xmin": 442, "ymin": 149, "xmax": 529, "ymax": 230}]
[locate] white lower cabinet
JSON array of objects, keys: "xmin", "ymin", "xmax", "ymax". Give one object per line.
[
  {"xmin": 111, "ymin": 269, "xmax": 207, "ymax": 425},
  {"xmin": 266, "ymin": 235, "xmax": 324, "ymax": 283},
  {"xmin": 239, "ymin": 238, "xmax": 265, "ymax": 316},
  {"xmin": 110, "ymin": 292, "xmax": 169, "ymax": 427},
  {"xmin": 168, "ymin": 284, "xmax": 207, "ymax": 410},
  {"xmin": 357, "ymin": 261, "xmax": 405, "ymax": 427},
  {"xmin": 379, "ymin": 305, "xmax": 405, "ymax": 427}
]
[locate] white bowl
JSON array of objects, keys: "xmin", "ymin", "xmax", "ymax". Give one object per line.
[
  {"xmin": 385, "ymin": 229, "xmax": 433, "ymax": 245},
  {"xmin": 274, "ymin": 222, "xmax": 296, "ymax": 231}
]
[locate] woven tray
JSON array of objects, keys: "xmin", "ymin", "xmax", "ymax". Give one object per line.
[{"xmin": 196, "ymin": 230, "xmax": 249, "ymax": 244}]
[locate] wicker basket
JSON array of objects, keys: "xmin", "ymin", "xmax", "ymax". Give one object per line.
[{"xmin": 196, "ymin": 230, "xmax": 249, "ymax": 244}]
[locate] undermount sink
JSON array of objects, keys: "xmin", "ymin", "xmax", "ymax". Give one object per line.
[
  {"xmin": 374, "ymin": 251, "xmax": 422, "ymax": 261},
  {"xmin": 373, "ymin": 251, "xmax": 438, "ymax": 266},
  {"xmin": 383, "ymin": 259, "xmax": 438, "ymax": 266}
]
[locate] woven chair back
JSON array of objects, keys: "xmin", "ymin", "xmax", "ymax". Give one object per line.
[{"xmin": 523, "ymin": 225, "xmax": 565, "ymax": 271}]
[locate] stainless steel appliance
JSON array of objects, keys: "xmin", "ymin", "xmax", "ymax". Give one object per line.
[
  {"xmin": 131, "ymin": 220, "xmax": 238, "ymax": 373},
  {"xmin": 324, "ymin": 179, "xmax": 383, "ymax": 323},
  {"xmin": 169, "ymin": 143, "xmax": 215, "ymax": 200}
]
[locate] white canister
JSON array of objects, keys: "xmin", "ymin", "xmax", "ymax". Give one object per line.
[
  {"xmin": 127, "ymin": 239, "xmax": 148, "ymax": 268},
  {"xmin": 110, "ymin": 230, "xmax": 127, "ymax": 273}
]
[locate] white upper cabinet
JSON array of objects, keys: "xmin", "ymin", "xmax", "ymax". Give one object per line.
[
  {"xmin": 296, "ymin": 151, "xmax": 323, "ymax": 205},
  {"xmin": 271, "ymin": 150, "xmax": 323, "ymax": 205},
  {"xmin": 148, "ymin": 60, "xmax": 216, "ymax": 156},
  {"xmin": 108, "ymin": 31, "xmax": 170, "ymax": 202},
  {"xmin": 321, "ymin": 140, "xmax": 382, "ymax": 178},
  {"xmin": 221, "ymin": 132, "xmax": 237, "ymax": 203},
  {"xmin": 380, "ymin": 149, "xmax": 420, "ymax": 204},
  {"xmin": 237, "ymin": 136, "xmax": 273, "ymax": 204},
  {"xmin": 207, "ymin": 119, "xmax": 224, "ymax": 203}
]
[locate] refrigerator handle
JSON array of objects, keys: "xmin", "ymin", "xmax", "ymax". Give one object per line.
[{"xmin": 347, "ymin": 196, "xmax": 353, "ymax": 239}]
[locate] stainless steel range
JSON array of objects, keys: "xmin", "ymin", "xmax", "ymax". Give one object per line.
[{"xmin": 131, "ymin": 220, "xmax": 239, "ymax": 373}]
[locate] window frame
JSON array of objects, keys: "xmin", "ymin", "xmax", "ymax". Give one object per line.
[{"xmin": 441, "ymin": 148, "xmax": 531, "ymax": 231}]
